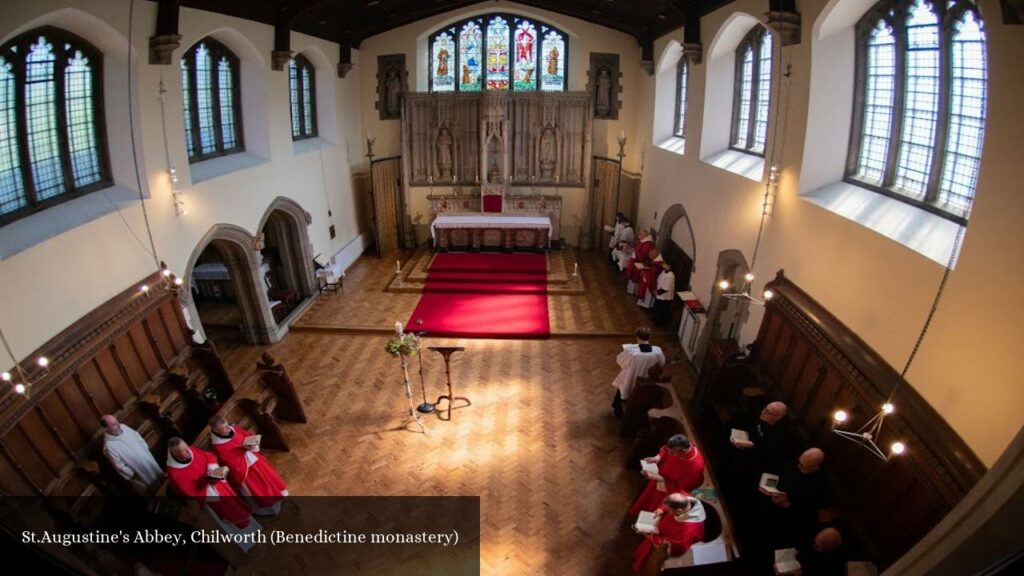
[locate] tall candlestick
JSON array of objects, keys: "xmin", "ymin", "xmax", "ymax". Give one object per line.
[
  {"xmin": 573, "ymin": 262, "xmax": 579, "ymax": 276},
  {"xmin": 396, "ymin": 260, "xmax": 401, "ymax": 273}
]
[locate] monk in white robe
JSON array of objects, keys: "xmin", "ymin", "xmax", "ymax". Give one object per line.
[
  {"xmin": 101, "ymin": 415, "xmax": 164, "ymax": 494},
  {"xmin": 209, "ymin": 416, "xmax": 288, "ymax": 515},
  {"xmin": 612, "ymin": 327, "xmax": 666, "ymax": 419}
]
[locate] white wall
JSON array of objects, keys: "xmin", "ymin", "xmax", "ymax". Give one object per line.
[
  {"xmin": 636, "ymin": 0, "xmax": 1024, "ymax": 466},
  {"xmin": 0, "ymin": 0, "xmax": 367, "ymax": 352}
]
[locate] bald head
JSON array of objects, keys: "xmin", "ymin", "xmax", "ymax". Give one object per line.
[
  {"xmin": 100, "ymin": 415, "xmax": 122, "ymax": 436},
  {"xmin": 663, "ymin": 493, "xmax": 693, "ymax": 512},
  {"xmin": 760, "ymin": 401, "xmax": 788, "ymax": 424},
  {"xmin": 814, "ymin": 527, "xmax": 843, "ymax": 552},
  {"xmin": 799, "ymin": 447, "xmax": 826, "ymax": 473},
  {"xmin": 168, "ymin": 437, "xmax": 191, "ymax": 461}
]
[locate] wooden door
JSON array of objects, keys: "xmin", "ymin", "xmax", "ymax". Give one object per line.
[
  {"xmin": 589, "ymin": 157, "xmax": 620, "ymax": 250},
  {"xmin": 371, "ymin": 157, "xmax": 403, "ymax": 253}
]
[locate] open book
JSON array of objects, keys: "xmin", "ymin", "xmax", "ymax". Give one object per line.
[
  {"xmin": 604, "ymin": 224, "xmax": 614, "ymax": 233},
  {"xmin": 774, "ymin": 548, "xmax": 801, "ymax": 575},
  {"xmin": 243, "ymin": 434, "xmax": 262, "ymax": 452},
  {"xmin": 760, "ymin": 473, "xmax": 782, "ymax": 495},
  {"xmin": 634, "ymin": 262, "xmax": 646, "ymax": 270},
  {"xmin": 633, "ymin": 511, "xmax": 659, "ymax": 534},
  {"xmin": 640, "ymin": 460, "xmax": 659, "ymax": 476},
  {"xmin": 207, "ymin": 465, "xmax": 229, "ymax": 480},
  {"xmin": 730, "ymin": 428, "xmax": 750, "ymax": 443}
]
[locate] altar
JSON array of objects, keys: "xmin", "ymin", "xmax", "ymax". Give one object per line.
[{"xmin": 430, "ymin": 215, "xmax": 552, "ymax": 251}]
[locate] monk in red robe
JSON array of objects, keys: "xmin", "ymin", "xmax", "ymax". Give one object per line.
[
  {"xmin": 626, "ymin": 230, "xmax": 655, "ymax": 294},
  {"xmin": 630, "ymin": 434, "xmax": 705, "ymax": 515},
  {"xmin": 636, "ymin": 251, "xmax": 663, "ymax": 309},
  {"xmin": 209, "ymin": 416, "xmax": 288, "ymax": 515},
  {"xmin": 166, "ymin": 437, "xmax": 253, "ymax": 529},
  {"xmin": 632, "ymin": 493, "xmax": 706, "ymax": 573}
]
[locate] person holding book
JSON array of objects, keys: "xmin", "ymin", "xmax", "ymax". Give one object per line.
[
  {"xmin": 625, "ymin": 229, "xmax": 654, "ymax": 295},
  {"xmin": 611, "ymin": 327, "xmax": 666, "ymax": 419},
  {"xmin": 209, "ymin": 416, "xmax": 289, "ymax": 515},
  {"xmin": 166, "ymin": 437, "xmax": 254, "ymax": 530},
  {"xmin": 636, "ymin": 251, "xmax": 663, "ymax": 309},
  {"xmin": 631, "ymin": 493, "xmax": 706, "ymax": 573},
  {"xmin": 760, "ymin": 448, "xmax": 830, "ymax": 547},
  {"xmin": 652, "ymin": 261, "xmax": 676, "ymax": 326},
  {"xmin": 630, "ymin": 434, "xmax": 705, "ymax": 515},
  {"xmin": 728, "ymin": 401, "xmax": 796, "ymax": 479}
]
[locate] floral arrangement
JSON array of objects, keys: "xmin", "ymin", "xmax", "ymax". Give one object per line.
[{"xmin": 385, "ymin": 332, "xmax": 421, "ymax": 357}]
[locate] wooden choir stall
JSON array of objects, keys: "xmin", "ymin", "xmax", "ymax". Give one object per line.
[{"xmin": 0, "ymin": 272, "xmax": 308, "ymax": 574}]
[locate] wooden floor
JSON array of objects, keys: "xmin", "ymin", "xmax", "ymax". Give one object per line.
[
  {"xmin": 211, "ymin": 247, "xmax": 698, "ymax": 575},
  {"xmin": 291, "ymin": 248, "xmax": 671, "ymax": 338}
]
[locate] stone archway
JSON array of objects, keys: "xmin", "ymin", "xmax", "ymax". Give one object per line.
[
  {"xmin": 256, "ymin": 197, "xmax": 317, "ymax": 308},
  {"xmin": 182, "ymin": 224, "xmax": 281, "ymax": 345},
  {"xmin": 656, "ymin": 203, "xmax": 696, "ymax": 259},
  {"xmin": 694, "ymin": 249, "xmax": 751, "ymax": 368}
]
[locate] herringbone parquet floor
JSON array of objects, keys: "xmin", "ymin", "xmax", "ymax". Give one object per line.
[{"xmin": 212, "ymin": 247, "xmax": 696, "ymax": 575}]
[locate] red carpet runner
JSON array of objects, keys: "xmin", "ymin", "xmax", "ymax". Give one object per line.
[{"xmin": 408, "ymin": 253, "xmax": 549, "ymax": 339}]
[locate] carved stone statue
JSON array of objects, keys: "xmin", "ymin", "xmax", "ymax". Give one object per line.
[
  {"xmin": 540, "ymin": 127, "xmax": 557, "ymax": 179},
  {"xmin": 488, "ymin": 159, "xmax": 500, "ymax": 183},
  {"xmin": 595, "ymin": 66, "xmax": 612, "ymax": 116},
  {"xmin": 385, "ymin": 68, "xmax": 401, "ymax": 117},
  {"xmin": 436, "ymin": 126, "xmax": 453, "ymax": 180}
]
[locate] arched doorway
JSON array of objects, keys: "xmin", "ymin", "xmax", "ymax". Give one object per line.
[
  {"xmin": 693, "ymin": 249, "xmax": 751, "ymax": 366},
  {"xmin": 182, "ymin": 224, "xmax": 280, "ymax": 345},
  {"xmin": 256, "ymin": 197, "xmax": 316, "ymax": 325},
  {"xmin": 656, "ymin": 203, "xmax": 696, "ymax": 291}
]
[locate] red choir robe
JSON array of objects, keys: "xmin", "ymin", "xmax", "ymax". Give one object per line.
[
  {"xmin": 632, "ymin": 499, "xmax": 706, "ymax": 573},
  {"xmin": 630, "ymin": 446, "xmax": 706, "ymax": 515},
  {"xmin": 167, "ymin": 446, "xmax": 252, "ymax": 529},
  {"xmin": 636, "ymin": 257, "xmax": 663, "ymax": 307},
  {"xmin": 211, "ymin": 426, "xmax": 288, "ymax": 510},
  {"xmin": 625, "ymin": 238, "xmax": 655, "ymax": 283}
]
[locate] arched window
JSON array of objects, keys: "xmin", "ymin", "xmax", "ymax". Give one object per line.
[
  {"xmin": 674, "ymin": 58, "xmax": 688, "ymax": 139},
  {"xmin": 0, "ymin": 27, "xmax": 110, "ymax": 225},
  {"xmin": 731, "ymin": 26, "xmax": 773, "ymax": 155},
  {"xmin": 289, "ymin": 54, "xmax": 316, "ymax": 140},
  {"xmin": 848, "ymin": 0, "xmax": 986, "ymax": 221},
  {"xmin": 429, "ymin": 14, "xmax": 567, "ymax": 92},
  {"xmin": 180, "ymin": 38, "xmax": 242, "ymax": 162}
]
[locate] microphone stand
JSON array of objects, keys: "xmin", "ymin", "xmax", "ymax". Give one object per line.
[{"xmin": 414, "ymin": 331, "xmax": 435, "ymax": 413}]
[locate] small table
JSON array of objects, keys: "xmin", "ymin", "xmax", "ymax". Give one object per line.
[{"xmin": 429, "ymin": 346, "xmax": 468, "ymax": 420}]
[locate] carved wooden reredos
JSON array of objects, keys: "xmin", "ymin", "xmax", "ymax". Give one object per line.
[{"xmin": 401, "ymin": 91, "xmax": 592, "ymax": 187}]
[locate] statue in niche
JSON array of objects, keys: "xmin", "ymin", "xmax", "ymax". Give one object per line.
[
  {"xmin": 595, "ymin": 66, "xmax": 612, "ymax": 117},
  {"xmin": 539, "ymin": 127, "xmax": 557, "ymax": 179},
  {"xmin": 385, "ymin": 68, "xmax": 402, "ymax": 117},
  {"xmin": 488, "ymin": 159, "xmax": 501, "ymax": 183},
  {"xmin": 436, "ymin": 126, "xmax": 453, "ymax": 181}
]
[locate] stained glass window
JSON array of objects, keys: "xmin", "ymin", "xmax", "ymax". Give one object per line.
[
  {"xmin": 731, "ymin": 26, "xmax": 772, "ymax": 155},
  {"xmin": 0, "ymin": 28, "xmax": 110, "ymax": 225},
  {"xmin": 288, "ymin": 54, "xmax": 317, "ymax": 140},
  {"xmin": 181, "ymin": 38, "xmax": 243, "ymax": 162},
  {"xmin": 673, "ymin": 59, "xmax": 688, "ymax": 138},
  {"xmin": 430, "ymin": 31, "xmax": 456, "ymax": 92},
  {"xmin": 486, "ymin": 17, "xmax": 510, "ymax": 90},
  {"xmin": 430, "ymin": 14, "xmax": 566, "ymax": 93},
  {"xmin": 847, "ymin": 0, "xmax": 987, "ymax": 221},
  {"xmin": 513, "ymin": 20, "xmax": 537, "ymax": 91},
  {"xmin": 540, "ymin": 29, "xmax": 566, "ymax": 92},
  {"xmin": 458, "ymin": 21, "xmax": 482, "ymax": 92}
]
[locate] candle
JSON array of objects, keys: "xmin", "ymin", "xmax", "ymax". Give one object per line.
[
  {"xmin": 396, "ymin": 260, "xmax": 401, "ymax": 273},
  {"xmin": 573, "ymin": 262, "xmax": 579, "ymax": 276},
  {"xmin": 619, "ymin": 130, "xmax": 625, "ymax": 140},
  {"xmin": 395, "ymin": 321, "xmax": 403, "ymax": 335}
]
